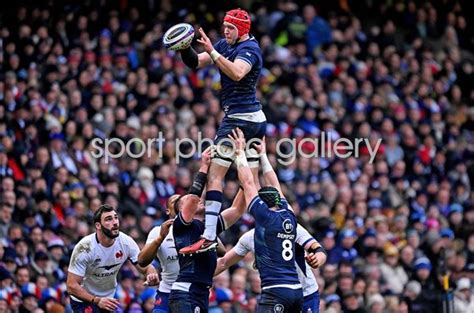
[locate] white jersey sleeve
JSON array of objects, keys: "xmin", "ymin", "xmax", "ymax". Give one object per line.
[
  {"xmin": 146, "ymin": 226, "xmax": 161, "ymax": 244},
  {"xmin": 68, "ymin": 238, "xmax": 93, "ymax": 277},
  {"xmin": 123, "ymin": 233, "xmax": 140, "ymax": 264},
  {"xmin": 234, "ymin": 229, "xmax": 255, "ymax": 256},
  {"xmin": 295, "ymin": 224, "xmax": 316, "ymax": 248}
]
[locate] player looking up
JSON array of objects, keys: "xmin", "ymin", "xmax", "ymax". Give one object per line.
[{"xmin": 175, "ymin": 8, "xmax": 267, "ymax": 254}]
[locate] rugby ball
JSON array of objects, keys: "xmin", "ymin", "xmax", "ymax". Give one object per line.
[{"xmin": 163, "ymin": 23, "xmax": 195, "ymax": 51}]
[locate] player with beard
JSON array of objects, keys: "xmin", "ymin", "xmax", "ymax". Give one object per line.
[{"xmin": 67, "ymin": 204, "xmax": 159, "ymax": 312}]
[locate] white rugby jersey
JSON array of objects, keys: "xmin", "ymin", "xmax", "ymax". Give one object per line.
[
  {"xmin": 234, "ymin": 224, "xmax": 319, "ymax": 296},
  {"xmin": 68, "ymin": 232, "xmax": 140, "ymax": 300},
  {"xmin": 146, "ymin": 225, "xmax": 179, "ymax": 293}
]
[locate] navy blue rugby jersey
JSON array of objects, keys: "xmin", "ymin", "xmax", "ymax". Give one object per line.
[
  {"xmin": 248, "ymin": 197, "xmax": 300, "ymax": 288},
  {"xmin": 172, "ymin": 212, "xmax": 225, "ymax": 287},
  {"xmin": 213, "ymin": 36, "xmax": 262, "ymax": 115}
]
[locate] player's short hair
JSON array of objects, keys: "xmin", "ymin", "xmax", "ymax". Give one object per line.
[
  {"xmin": 258, "ymin": 186, "xmax": 281, "ymax": 208},
  {"xmin": 93, "ymin": 204, "xmax": 117, "ymax": 224}
]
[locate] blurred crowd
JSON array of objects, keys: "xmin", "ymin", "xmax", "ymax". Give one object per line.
[{"xmin": 0, "ymin": 0, "xmax": 473, "ymax": 312}]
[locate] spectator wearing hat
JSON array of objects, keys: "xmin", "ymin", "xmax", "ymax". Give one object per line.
[
  {"xmin": 403, "ymin": 280, "xmax": 423, "ymax": 312},
  {"xmin": 0, "ymin": 266, "xmax": 14, "ymax": 291},
  {"xmin": 342, "ymin": 290, "xmax": 365, "ymax": 313},
  {"xmin": 20, "ymin": 282, "xmax": 41, "ymax": 312},
  {"xmin": 34, "ymin": 192, "xmax": 61, "ymax": 232},
  {"xmin": 329, "ymin": 229, "xmax": 358, "ymax": 265},
  {"xmin": 211, "ymin": 287, "xmax": 233, "ymax": 313},
  {"xmin": 454, "ymin": 277, "xmax": 474, "ymax": 313},
  {"xmin": 30, "ymin": 251, "xmax": 54, "ymax": 279},
  {"xmin": 40, "ymin": 287, "xmax": 63, "ymax": 312},
  {"xmin": 325, "ymin": 293, "xmax": 341, "ymax": 313},
  {"xmin": 49, "ymin": 132, "xmax": 77, "ymax": 175},
  {"xmin": 413, "ymin": 257, "xmax": 442, "ymax": 312},
  {"xmin": 379, "ymin": 244, "xmax": 408, "ymax": 295},
  {"xmin": 139, "ymin": 287, "xmax": 156, "ymax": 312},
  {"xmin": 48, "ymin": 238, "xmax": 66, "ymax": 267},
  {"xmin": 366, "ymin": 293, "xmax": 385, "ymax": 313},
  {"xmin": 2, "ymin": 247, "xmax": 17, "ymax": 274}
]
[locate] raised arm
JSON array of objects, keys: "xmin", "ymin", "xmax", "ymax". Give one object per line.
[
  {"xmin": 215, "ymin": 231, "xmax": 254, "ymax": 276},
  {"xmin": 180, "ymin": 146, "xmax": 213, "ymax": 222},
  {"xmin": 229, "ymin": 128, "xmax": 258, "ymax": 207},
  {"xmin": 220, "ymin": 189, "xmax": 246, "ymax": 229},
  {"xmin": 215, "ymin": 249, "xmax": 245, "ymax": 276},
  {"xmin": 138, "ymin": 219, "xmax": 173, "ymax": 267},
  {"xmin": 253, "ymin": 137, "xmax": 283, "ymax": 197}
]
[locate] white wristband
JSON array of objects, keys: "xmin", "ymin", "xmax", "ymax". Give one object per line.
[
  {"xmin": 210, "ymin": 50, "xmax": 221, "ymax": 62},
  {"xmin": 260, "ymin": 154, "xmax": 273, "ymax": 173},
  {"xmin": 235, "ymin": 154, "xmax": 248, "ymax": 168}
]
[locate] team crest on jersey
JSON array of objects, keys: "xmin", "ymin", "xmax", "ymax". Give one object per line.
[
  {"xmin": 274, "ymin": 304, "xmax": 284, "ymax": 313},
  {"xmin": 115, "ymin": 250, "xmax": 124, "ymax": 259},
  {"xmin": 194, "ymin": 307, "xmax": 200, "ymax": 313},
  {"xmin": 282, "ymin": 219, "xmax": 293, "ymax": 234}
]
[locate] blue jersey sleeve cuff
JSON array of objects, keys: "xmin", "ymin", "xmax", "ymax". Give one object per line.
[
  {"xmin": 302, "ymin": 238, "xmax": 315, "ymax": 248},
  {"xmin": 236, "ymin": 56, "xmax": 252, "ymax": 66}
]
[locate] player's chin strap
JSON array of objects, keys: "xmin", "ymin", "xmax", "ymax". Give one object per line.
[{"xmin": 212, "ymin": 144, "xmax": 259, "ymax": 168}]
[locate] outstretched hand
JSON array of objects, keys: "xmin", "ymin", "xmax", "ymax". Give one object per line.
[
  {"xmin": 201, "ymin": 145, "xmax": 215, "ymax": 167},
  {"xmin": 228, "ymin": 128, "xmax": 246, "ymax": 156},
  {"xmin": 197, "ymin": 28, "xmax": 213, "ymax": 53},
  {"xmin": 159, "ymin": 219, "xmax": 174, "ymax": 239},
  {"xmin": 252, "ymin": 136, "xmax": 266, "ymax": 154}
]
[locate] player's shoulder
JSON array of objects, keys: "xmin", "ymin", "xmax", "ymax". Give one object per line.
[
  {"xmin": 72, "ymin": 233, "xmax": 96, "ymax": 255},
  {"xmin": 241, "ymin": 36, "xmax": 261, "ymax": 49},
  {"xmin": 117, "ymin": 231, "xmax": 137, "ymax": 244}
]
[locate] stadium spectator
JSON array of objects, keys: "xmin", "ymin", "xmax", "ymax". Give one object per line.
[{"xmin": 0, "ymin": 0, "xmax": 472, "ymax": 311}]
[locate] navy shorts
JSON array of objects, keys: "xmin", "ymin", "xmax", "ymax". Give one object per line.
[
  {"xmin": 153, "ymin": 290, "xmax": 170, "ymax": 313},
  {"xmin": 303, "ymin": 291, "xmax": 320, "ymax": 313},
  {"xmin": 168, "ymin": 286, "xmax": 210, "ymax": 313},
  {"xmin": 256, "ymin": 287, "xmax": 303, "ymax": 313},
  {"xmin": 70, "ymin": 299, "xmax": 113, "ymax": 313},
  {"xmin": 214, "ymin": 116, "xmax": 266, "ymax": 146}
]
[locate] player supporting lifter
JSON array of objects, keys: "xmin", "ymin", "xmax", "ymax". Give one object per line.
[
  {"xmin": 167, "ymin": 147, "xmax": 248, "ymax": 312},
  {"xmin": 67, "ymin": 204, "xmax": 159, "ymax": 313},
  {"xmin": 215, "ymin": 137, "xmax": 327, "ymax": 312},
  {"xmin": 176, "ymin": 8, "xmax": 267, "ymax": 254},
  {"xmin": 230, "ymin": 128, "xmax": 304, "ymax": 312}
]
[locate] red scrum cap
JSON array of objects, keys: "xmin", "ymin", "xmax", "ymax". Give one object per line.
[{"xmin": 224, "ymin": 8, "xmax": 251, "ymax": 38}]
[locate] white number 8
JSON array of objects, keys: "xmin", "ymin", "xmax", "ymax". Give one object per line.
[{"xmin": 281, "ymin": 239, "xmax": 293, "ymax": 261}]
